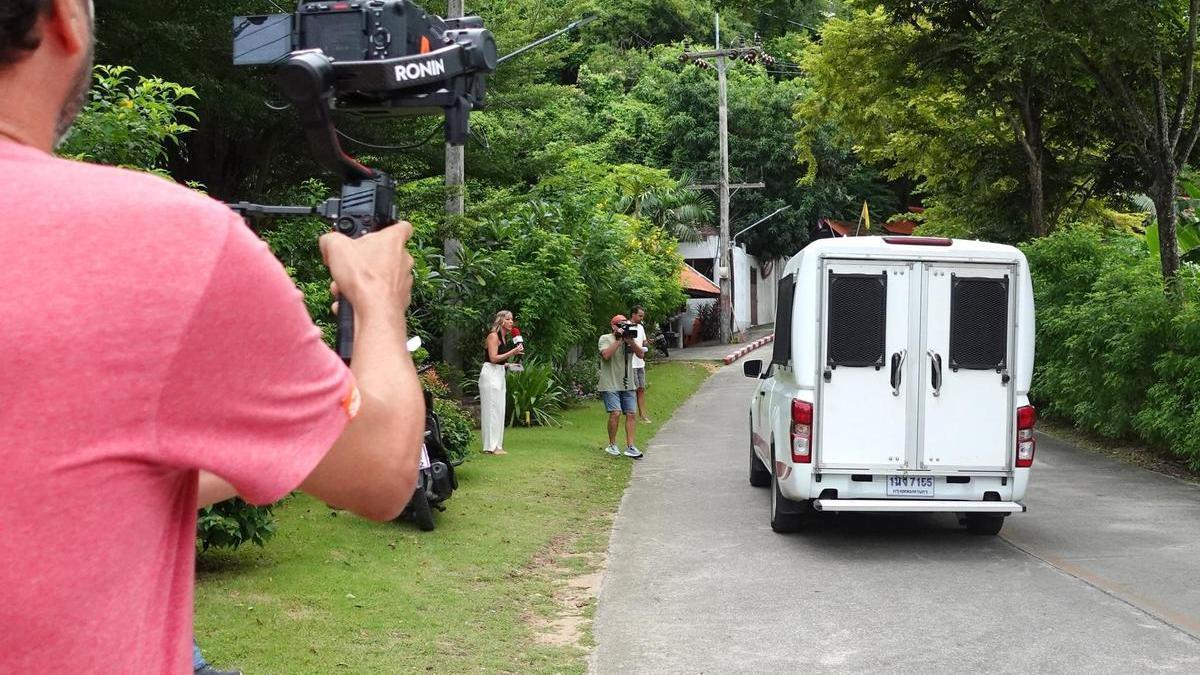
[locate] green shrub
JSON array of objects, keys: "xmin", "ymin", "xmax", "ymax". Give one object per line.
[
  {"xmin": 554, "ymin": 356, "xmax": 600, "ymax": 405},
  {"xmin": 506, "ymin": 361, "xmax": 566, "ymax": 427},
  {"xmin": 196, "ymin": 499, "xmax": 277, "ymax": 552},
  {"xmin": 59, "ymin": 65, "xmax": 197, "ymax": 172},
  {"xmin": 1023, "ymin": 227, "xmax": 1171, "ymax": 436},
  {"xmin": 1134, "ymin": 269, "xmax": 1200, "ymax": 467},
  {"xmin": 1022, "ymin": 225, "xmax": 1200, "ymax": 465},
  {"xmin": 433, "ymin": 397, "xmax": 475, "ymax": 463},
  {"xmin": 434, "ymin": 362, "xmax": 467, "ymax": 397},
  {"xmin": 696, "ymin": 302, "xmax": 720, "ymax": 341}
]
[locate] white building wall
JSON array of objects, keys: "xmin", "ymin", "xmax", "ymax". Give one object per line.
[
  {"xmin": 732, "ymin": 246, "xmax": 752, "ymax": 333},
  {"xmin": 677, "ymin": 237, "xmax": 720, "ymax": 263},
  {"xmin": 677, "ymin": 237, "xmax": 787, "ymax": 340}
]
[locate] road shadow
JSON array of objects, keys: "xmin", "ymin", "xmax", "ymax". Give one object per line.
[{"xmin": 771, "ymin": 511, "xmax": 1022, "ymax": 562}]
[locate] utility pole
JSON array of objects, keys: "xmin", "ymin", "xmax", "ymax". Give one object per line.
[
  {"xmin": 443, "ymin": 0, "xmax": 465, "ymax": 371},
  {"xmin": 682, "ymin": 17, "xmax": 773, "ymax": 343},
  {"xmin": 717, "ymin": 29, "xmax": 732, "ymax": 345}
]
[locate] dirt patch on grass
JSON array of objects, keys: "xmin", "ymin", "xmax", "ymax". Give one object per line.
[
  {"xmin": 522, "ymin": 537, "xmax": 609, "ymax": 650},
  {"xmin": 1042, "ymin": 422, "xmax": 1200, "ymax": 484}
]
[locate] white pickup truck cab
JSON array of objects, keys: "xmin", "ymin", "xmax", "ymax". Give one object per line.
[{"xmin": 744, "ymin": 236, "xmax": 1037, "ymax": 535}]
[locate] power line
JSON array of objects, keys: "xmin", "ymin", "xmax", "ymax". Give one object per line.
[{"xmin": 336, "ymin": 124, "xmax": 444, "ymax": 151}]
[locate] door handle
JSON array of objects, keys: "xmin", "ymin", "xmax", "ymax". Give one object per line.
[
  {"xmin": 928, "ymin": 349, "xmax": 943, "ymax": 397},
  {"xmin": 890, "ymin": 349, "xmax": 907, "ymax": 396}
]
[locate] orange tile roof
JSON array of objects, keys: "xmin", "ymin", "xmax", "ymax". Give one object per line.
[
  {"xmin": 822, "ymin": 218, "xmax": 855, "ymax": 236},
  {"xmin": 883, "ymin": 219, "xmax": 917, "ymax": 235},
  {"xmin": 681, "ymin": 263, "xmax": 721, "ymax": 297}
]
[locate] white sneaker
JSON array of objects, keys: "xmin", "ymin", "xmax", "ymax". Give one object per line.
[
  {"xmin": 624, "ymin": 446, "xmax": 644, "ymax": 459},
  {"xmin": 605, "ymin": 444, "xmax": 621, "ymax": 456}
]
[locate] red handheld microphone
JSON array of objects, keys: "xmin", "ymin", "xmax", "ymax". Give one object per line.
[{"xmin": 508, "ymin": 325, "xmax": 525, "ymax": 371}]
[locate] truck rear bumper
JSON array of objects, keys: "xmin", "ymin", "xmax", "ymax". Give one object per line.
[{"xmin": 812, "ymin": 499, "xmax": 1025, "ymax": 514}]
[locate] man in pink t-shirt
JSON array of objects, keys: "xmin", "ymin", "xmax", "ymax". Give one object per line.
[{"xmin": 0, "ymin": 1, "xmax": 426, "ymax": 671}]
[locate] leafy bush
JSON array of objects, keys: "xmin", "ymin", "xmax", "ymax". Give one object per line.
[
  {"xmin": 695, "ymin": 302, "xmax": 721, "ymax": 341},
  {"xmin": 1023, "ymin": 225, "xmax": 1200, "ymax": 466},
  {"xmin": 433, "ymin": 362, "xmax": 467, "ymax": 397},
  {"xmin": 196, "ymin": 499, "xmax": 277, "ymax": 552},
  {"xmin": 1133, "ymin": 268, "xmax": 1200, "ymax": 467},
  {"xmin": 554, "ymin": 356, "xmax": 600, "ymax": 405},
  {"xmin": 407, "ymin": 169, "xmax": 687, "ymax": 369},
  {"xmin": 59, "ymin": 65, "xmax": 197, "ymax": 173},
  {"xmin": 506, "ymin": 361, "xmax": 567, "ymax": 427},
  {"xmin": 433, "ymin": 397, "xmax": 475, "ymax": 463},
  {"xmin": 420, "ymin": 367, "xmax": 452, "ymax": 398},
  {"xmin": 1024, "ymin": 226, "xmax": 1171, "ymax": 436}
]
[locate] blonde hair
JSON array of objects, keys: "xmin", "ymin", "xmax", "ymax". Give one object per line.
[{"xmin": 490, "ymin": 310, "xmax": 513, "ymax": 336}]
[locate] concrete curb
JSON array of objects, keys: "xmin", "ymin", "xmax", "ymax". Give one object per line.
[{"xmin": 722, "ymin": 334, "xmax": 774, "ymax": 365}]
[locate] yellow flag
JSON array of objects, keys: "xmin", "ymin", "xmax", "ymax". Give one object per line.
[{"xmin": 857, "ymin": 200, "xmax": 870, "ymax": 235}]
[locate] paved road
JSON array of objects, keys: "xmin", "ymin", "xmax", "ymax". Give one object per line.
[{"xmin": 591, "ymin": 347, "xmax": 1200, "ymax": 673}]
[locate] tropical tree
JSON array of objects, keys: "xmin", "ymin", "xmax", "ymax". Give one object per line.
[
  {"xmin": 1048, "ymin": 0, "xmax": 1200, "ymax": 294},
  {"xmin": 612, "ymin": 169, "xmax": 714, "ymax": 242},
  {"xmin": 798, "ymin": 3, "xmax": 1112, "ymax": 242}
]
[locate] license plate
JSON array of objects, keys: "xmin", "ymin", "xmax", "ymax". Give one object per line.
[
  {"xmin": 419, "ymin": 444, "xmax": 431, "ymax": 470},
  {"xmin": 886, "ymin": 475, "xmax": 934, "ymax": 497}
]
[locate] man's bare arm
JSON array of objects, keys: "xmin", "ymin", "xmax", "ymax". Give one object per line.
[
  {"xmin": 627, "ymin": 339, "xmax": 645, "ymax": 357},
  {"xmin": 197, "ymin": 471, "xmax": 238, "ymax": 508},
  {"xmin": 297, "ymin": 225, "xmax": 424, "ymax": 522}
]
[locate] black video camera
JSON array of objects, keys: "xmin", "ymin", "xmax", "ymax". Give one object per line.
[
  {"xmin": 615, "ymin": 321, "xmax": 638, "ymax": 338},
  {"xmin": 233, "ymin": 0, "xmax": 497, "ymax": 174}
]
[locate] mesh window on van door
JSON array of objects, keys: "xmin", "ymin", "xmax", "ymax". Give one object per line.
[
  {"xmin": 827, "ymin": 272, "xmax": 887, "ymax": 368},
  {"xmin": 949, "ymin": 275, "xmax": 1009, "ymax": 370}
]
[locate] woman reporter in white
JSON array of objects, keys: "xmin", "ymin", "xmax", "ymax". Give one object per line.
[{"xmin": 479, "ymin": 310, "xmax": 523, "ymax": 455}]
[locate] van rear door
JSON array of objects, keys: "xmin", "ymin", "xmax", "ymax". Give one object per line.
[
  {"xmin": 918, "ymin": 264, "xmax": 1016, "ymax": 471},
  {"xmin": 816, "ymin": 261, "xmax": 913, "ymax": 470}
]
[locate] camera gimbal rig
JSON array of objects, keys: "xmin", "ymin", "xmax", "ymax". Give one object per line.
[
  {"xmin": 229, "ymin": 1, "xmax": 497, "ymax": 360},
  {"xmin": 229, "ymin": 1, "xmax": 593, "ymax": 360}
]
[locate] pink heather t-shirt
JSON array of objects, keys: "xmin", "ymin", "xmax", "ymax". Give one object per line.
[{"xmin": 0, "ymin": 139, "xmax": 355, "ymax": 672}]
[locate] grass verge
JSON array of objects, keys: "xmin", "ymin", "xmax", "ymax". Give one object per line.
[{"xmin": 194, "ymin": 361, "xmax": 712, "ymax": 674}]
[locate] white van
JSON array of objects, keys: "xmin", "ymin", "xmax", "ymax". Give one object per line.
[{"xmin": 743, "ymin": 236, "xmax": 1036, "ymax": 535}]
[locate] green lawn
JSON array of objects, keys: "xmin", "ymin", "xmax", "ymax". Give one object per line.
[{"xmin": 194, "ymin": 361, "xmax": 711, "ymax": 674}]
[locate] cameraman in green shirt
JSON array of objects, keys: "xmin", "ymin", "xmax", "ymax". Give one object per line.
[{"xmin": 598, "ymin": 314, "xmax": 646, "ymax": 458}]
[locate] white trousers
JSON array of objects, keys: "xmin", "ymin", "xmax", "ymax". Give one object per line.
[{"xmin": 479, "ymin": 362, "xmax": 507, "ymax": 452}]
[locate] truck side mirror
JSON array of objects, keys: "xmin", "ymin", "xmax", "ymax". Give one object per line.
[{"xmin": 743, "ymin": 359, "xmax": 763, "ymax": 378}]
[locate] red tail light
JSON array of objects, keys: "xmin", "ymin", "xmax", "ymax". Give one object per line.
[
  {"xmin": 791, "ymin": 399, "xmax": 813, "ymax": 464},
  {"xmin": 1015, "ymin": 405, "xmax": 1037, "ymax": 468}
]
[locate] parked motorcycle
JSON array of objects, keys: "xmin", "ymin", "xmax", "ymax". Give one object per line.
[{"xmin": 650, "ymin": 321, "xmax": 678, "ymax": 358}]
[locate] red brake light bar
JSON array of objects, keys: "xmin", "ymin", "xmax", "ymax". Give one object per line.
[{"xmin": 884, "ymin": 236, "xmax": 953, "ymax": 246}]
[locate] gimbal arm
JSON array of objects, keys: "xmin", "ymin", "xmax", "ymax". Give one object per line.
[{"xmin": 277, "ymin": 50, "xmax": 378, "ymax": 183}]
